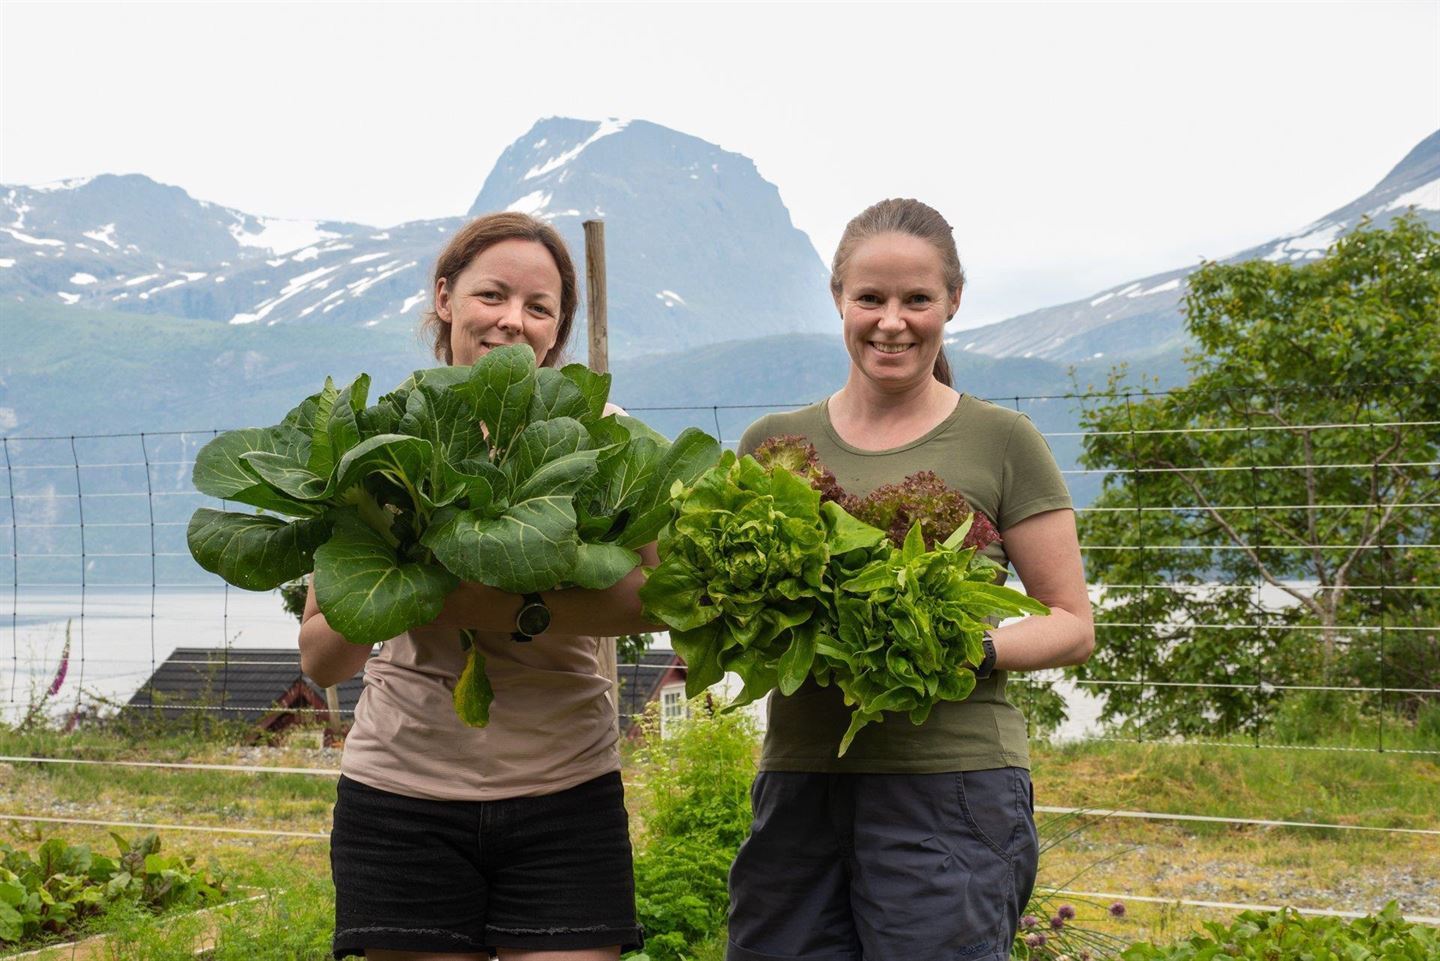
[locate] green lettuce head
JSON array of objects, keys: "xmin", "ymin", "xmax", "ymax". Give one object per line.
[
  {"xmin": 640, "ymin": 451, "xmax": 883, "ymax": 708},
  {"xmin": 820, "ymin": 520, "xmax": 1049, "ymax": 754}
]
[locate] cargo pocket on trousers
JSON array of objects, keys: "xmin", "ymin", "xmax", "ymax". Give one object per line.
[{"xmin": 955, "ymin": 768, "xmax": 1028, "ymax": 864}]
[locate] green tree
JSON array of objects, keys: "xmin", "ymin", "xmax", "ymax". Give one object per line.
[{"xmin": 1074, "ymin": 214, "xmax": 1440, "ymax": 739}]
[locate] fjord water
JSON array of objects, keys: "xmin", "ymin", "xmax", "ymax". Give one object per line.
[{"xmin": 1, "ymin": 584, "xmax": 302, "ymax": 724}]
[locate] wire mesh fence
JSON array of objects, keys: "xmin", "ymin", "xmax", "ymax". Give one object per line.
[{"xmin": 0, "ymin": 383, "xmax": 1436, "ymax": 755}]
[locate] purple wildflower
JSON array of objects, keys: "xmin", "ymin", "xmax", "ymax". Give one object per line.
[
  {"xmin": 47, "ymin": 635, "xmax": 71, "ymax": 697},
  {"xmin": 1109, "ymin": 900, "xmax": 1127, "ymax": 918},
  {"xmin": 1058, "ymin": 903, "xmax": 1076, "ymax": 920},
  {"xmin": 1051, "ymin": 914, "xmax": 1066, "ymax": 930},
  {"xmin": 1024, "ymin": 932, "xmax": 1047, "ymax": 949},
  {"xmin": 1020, "ymin": 914, "xmax": 1040, "ymax": 930}
]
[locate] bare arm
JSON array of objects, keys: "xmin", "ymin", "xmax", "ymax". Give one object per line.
[
  {"xmin": 298, "ymin": 581, "xmax": 374, "ymax": 688},
  {"xmin": 990, "ymin": 508, "xmax": 1095, "ymax": 671},
  {"xmin": 427, "ymin": 541, "xmax": 663, "ymax": 636},
  {"xmin": 298, "ymin": 540, "xmax": 663, "ymax": 686},
  {"xmin": 427, "ymin": 400, "xmax": 666, "ymax": 636}
]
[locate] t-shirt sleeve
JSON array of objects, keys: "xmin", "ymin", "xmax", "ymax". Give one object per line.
[
  {"xmin": 999, "ymin": 413, "xmax": 1073, "ymax": 530},
  {"xmin": 738, "ymin": 414, "xmax": 778, "ymax": 458}
]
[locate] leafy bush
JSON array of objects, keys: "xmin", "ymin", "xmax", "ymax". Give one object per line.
[
  {"xmin": 0, "ymin": 831, "xmax": 227, "ymax": 947},
  {"xmin": 625, "ymin": 702, "xmax": 757, "ymax": 961},
  {"xmin": 1120, "ymin": 902, "xmax": 1439, "ymax": 960}
]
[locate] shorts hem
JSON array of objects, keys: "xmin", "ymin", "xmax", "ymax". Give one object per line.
[
  {"xmin": 725, "ymin": 938, "xmax": 857, "ymax": 961},
  {"xmin": 486, "ymin": 922, "xmax": 644, "ymax": 953},
  {"xmin": 333, "ymin": 923, "xmax": 488, "ymax": 957}
]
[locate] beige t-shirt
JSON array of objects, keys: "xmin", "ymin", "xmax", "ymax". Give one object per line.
[
  {"xmin": 739, "ymin": 394, "xmax": 1074, "ymax": 773},
  {"xmin": 341, "ymin": 623, "xmax": 620, "ymax": 801}
]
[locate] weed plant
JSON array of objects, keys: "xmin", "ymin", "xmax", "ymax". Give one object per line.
[{"xmin": 623, "ymin": 700, "xmax": 756, "ymax": 961}]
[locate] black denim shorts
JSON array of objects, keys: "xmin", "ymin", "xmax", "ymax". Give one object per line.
[
  {"xmin": 726, "ymin": 768, "xmax": 1039, "ymax": 961},
  {"xmin": 330, "ymin": 772, "xmax": 643, "ymax": 958}
]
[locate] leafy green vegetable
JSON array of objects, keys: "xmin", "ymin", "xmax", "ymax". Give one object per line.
[
  {"xmin": 189, "ymin": 344, "xmax": 720, "ymax": 727},
  {"xmin": 639, "ymin": 451, "xmax": 885, "ymax": 710},
  {"xmin": 0, "ymin": 832, "xmax": 226, "ymax": 948},
  {"xmin": 644, "ymin": 448, "xmax": 1048, "ymax": 756},
  {"xmin": 843, "ymin": 469, "xmax": 1001, "ymax": 552},
  {"xmin": 1118, "ymin": 902, "xmax": 1439, "ymax": 961},
  {"xmin": 752, "ymin": 433, "xmax": 844, "ymax": 503},
  {"xmin": 753, "ymin": 436, "xmax": 1001, "ymax": 551},
  {"xmin": 822, "ymin": 520, "xmax": 1047, "ymax": 753}
]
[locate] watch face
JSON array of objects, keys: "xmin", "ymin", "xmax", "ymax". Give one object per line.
[{"xmin": 517, "ymin": 602, "xmax": 551, "ymax": 637}]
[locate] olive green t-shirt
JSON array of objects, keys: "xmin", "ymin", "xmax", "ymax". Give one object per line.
[{"xmin": 738, "ymin": 394, "xmax": 1073, "ymax": 773}]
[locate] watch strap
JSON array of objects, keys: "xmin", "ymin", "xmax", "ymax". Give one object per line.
[{"xmin": 975, "ymin": 631, "xmax": 998, "ymax": 680}]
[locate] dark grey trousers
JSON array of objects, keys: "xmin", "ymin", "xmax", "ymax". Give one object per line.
[{"xmin": 727, "ymin": 768, "xmax": 1038, "ymax": 961}]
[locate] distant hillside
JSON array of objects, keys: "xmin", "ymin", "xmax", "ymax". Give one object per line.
[
  {"xmin": 957, "ymin": 128, "xmax": 1440, "ymax": 362},
  {"xmin": 0, "ymin": 117, "xmax": 834, "ymax": 356}
]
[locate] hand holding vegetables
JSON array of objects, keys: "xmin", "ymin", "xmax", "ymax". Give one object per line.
[
  {"xmin": 187, "ymin": 344, "xmax": 720, "ymax": 726},
  {"xmin": 640, "ymin": 437, "xmax": 1047, "ymax": 755}
]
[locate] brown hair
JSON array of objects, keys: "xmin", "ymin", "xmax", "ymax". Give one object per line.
[
  {"xmin": 829, "ymin": 198, "xmax": 965, "ymax": 388},
  {"xmin": 419, "ymin": 212, "xmax": 579, "ymax": 367}
]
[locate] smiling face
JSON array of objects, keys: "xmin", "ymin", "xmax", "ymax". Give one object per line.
[
  {"xmin": 835, "ymin": 231, "xmax": 959, "ymax": 392},
  {"xmin": 435, "ymin": 238, "xmax": 563, "ymax": 368}
]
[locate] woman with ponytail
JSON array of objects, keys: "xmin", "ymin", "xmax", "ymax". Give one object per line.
[{"xmin": 726, "ymin": 199, "xmax": 1094, "ymax": 960}]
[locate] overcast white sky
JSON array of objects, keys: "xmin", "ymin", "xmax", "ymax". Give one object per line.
[{"xmin": 3, "ymin": 1, "xmax": 1437, "ymax": 329}]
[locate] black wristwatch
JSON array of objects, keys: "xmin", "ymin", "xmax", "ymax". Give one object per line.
[
  {"xmin": 512, "ymin": 592, "xmax": 551, "ymax": 642},
  {"xmin": 975, "ymin": 631, "xmax": 998, "ymax": 680}
]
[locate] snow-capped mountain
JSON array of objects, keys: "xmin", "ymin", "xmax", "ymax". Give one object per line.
[
  {"xmin": 0, "ymin": 176, "xmax": 456, "ymax": 330},
  {"xmin": 956, "ymin": 128, "xmax": 1440, "ymax": 362},
  {"xmin": 469, "ymin": 118, "xmax": 835, "ymax": 351},
  {"xmin": 0, "ymin": 117, "xmax": 836, "ymax": 355}
]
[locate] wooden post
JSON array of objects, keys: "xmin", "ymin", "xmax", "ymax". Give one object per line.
[
  {"xmin": 584, "ymin": 219, "xmax": 620, "ymax": 724},
  {"xmin": 584, "ymin": 220, "xmax": 608, "ymax": 374}
]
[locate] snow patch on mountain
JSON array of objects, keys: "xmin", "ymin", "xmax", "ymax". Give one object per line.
[
  {"xmin": 524, "ymin": 119, "xmax": 629, "ymax": 180},
  {"xmin": 229, "ymin": 217, "xmax": 340, "ymax": 255},
  {"xmin": 3, "ymin": 227, "xmax": 64, "ymax": 247},
  {"xmin": 346, "ymin": 260, "xmax": 417, "ymax": 298},
  {"xmin": 83, "ymin": 224, "xmax": 119, "ymax": 249},
  {"xmin": 230, "ymin": 264, "xmax": 342, "ymax": 325},
  {"xmin": 1130, "ymin": 278, "xmax": 1181, "ymax": 297},
  {"xmin": 32, "ymin": 176, "xmax": 95, "ymax": 193},
  {"xmin": 506, "ymin": 190, "xmax": 552, "ymax": 216},
  {"xmin": 1385, "ymin": 177, "xmax": 1440, "ymax": 212},
  {"xmin": 1264, "ymin": 221, "xmax": 1342, "ymax": 262}
]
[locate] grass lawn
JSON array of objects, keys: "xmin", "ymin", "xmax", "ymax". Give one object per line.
[{"xmin": 0, "ymin": 727, "xmax": 1435, "ymax": 958}]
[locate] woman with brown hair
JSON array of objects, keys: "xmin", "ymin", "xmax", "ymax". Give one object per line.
[
  {"xmin": 725, "ymin": 199, "xmax": 1095, "ymax": 960},
  {"xmin": 299, "ymin": 212, "xmax": 652, "ymax": 961}
]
